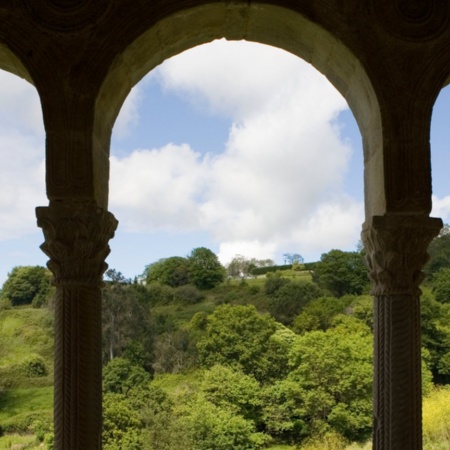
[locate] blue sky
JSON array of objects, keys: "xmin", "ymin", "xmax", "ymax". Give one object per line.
[{"xmin": 0, "ymin": 40, "xmax": 448, "ymax": 284}]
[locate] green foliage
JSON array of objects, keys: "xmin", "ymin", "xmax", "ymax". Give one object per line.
[
  {"xmin": 22, "ymin": 354, "xmax": 48, "ymax": 377},
  {"xmin": 173, "ymin": 284, "xmax": 204, "ymax": 304},
  {"xmin": 293, "ymin": 296, "xmax": 353, "ymax": 334},
  {"xmin": 139, "ymin": 385, "xmax": 191, "ymax": 450},
  {"xmin": 264, "ymin": 272, "xmax": 290, "ymax": 295},
  {"xmin": 201, "ymin": 365, "xmax": 262, "ymax": 422},
  {"xmin": 425, "ymin": 224, "xmax": 450, "ymax": 278},
  {"xmin": 430, "ymin": 267, "xmax": 450, "ymax": 303},
  {"xmin": 313, "ymin": 250, "xmax": 369, "ymax": 297},
  {"xmin": 227, "ymin": 255, "xmax": 275, "ymax": 279},
  {"xmin": 196, "ymin": 304, "xmax": 290, "ymax": 382},
  {"xmin": 263, "ymin": 326, "xmax": 373, "ymax": 443},
  {"xmin": 145, "ymin": 283, "xmax": 175, "ymax": 305},
  {"xmin": 188, "ymin": 247, "xmax": 226, "ymax": 290},
  {"xmin": 0, "ymin": 308, "xmax": 54, "ymax": 389},
  {"xmin": 252, "ymin": 265, "xmax": 293, "ymax": 276},
  {"xmin": 103, "ymin": 392, "xmax": 143, "ymax": 449},
  {"xmin": 103, "ymin": 358, "xmax": 151, "ymax": 396},
  {"xmin": 102, "ymin": 278, "xmax": 153, "ymax": 368},
  {"xmin": 152, "ymin": 329, "xmax": 198, "ymax": 374},
  {"xmin": 1, "ymin": 266, "xmax": 52, "ymax": 307},
  {"xmin": 268, "ymin": 281, "xmax": 323, "ymax": 325},
  {"xmin": 422, "ymin": 386, "xmax": 450, "ymax": 448},
  {"xmin": 179, "ymin": 393, "xmax": 270, "ymax": 450},
  {"xmin": 420, "ymin": 289, "xmax": 450, "ymax": 383},
  {"xmin": 144, "ymin": 257, "xmax": 190, "ymax": 287}
]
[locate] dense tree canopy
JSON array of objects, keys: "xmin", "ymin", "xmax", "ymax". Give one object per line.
[
  {"xmin": 143, "ymin": 257, "xmax": 190, "ymax": 287},
  {"xmin": 196, "ymin": 304, "xmax": 291, "ymax": 382},
  {"xmin": 263, "ymin": 325, "xmax": 373, "ymax": 442},
  {"xmin": 1, "ymin": 265, "xmax": 52, "ymax": 307},
  {"xmin": 268, "ymin": 281, "xmax": 323, "ymax": 325},
  {"xmin": 430, "ymin": 267, "xmax": 450, "ymax": 304},
  {"xmin": 188, "ymin": 247, "xmax": 226, "ymax": 290},
  {"xmin": 102, "ymin": 271, "xmax": 154, "ymax": 368},
  {"xmin": 313, "ymin": 250, "xmax": 369, "ymax": 297},
  {"xmin": 426, "ymin": 224, "xmax": 450, "ymax": 278}
]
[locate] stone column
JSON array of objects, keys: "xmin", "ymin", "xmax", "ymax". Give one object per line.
[
  {"xmin": 36, "ymin": 202, "xmax": 118, "ymax": 450},
  {"xmin": 361, "ymin": 215, "xmax": 441, "ymax": 450}
]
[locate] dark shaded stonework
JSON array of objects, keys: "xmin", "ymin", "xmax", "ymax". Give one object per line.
[{"xmin": 0, "ymin": 1, "xmax": 447, "ymax": 448}]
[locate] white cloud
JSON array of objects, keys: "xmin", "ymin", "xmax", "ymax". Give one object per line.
[
  {"xmin": 113, "ymin": 85, "xmax": 142, "ymax": 139},
  {"xmin": 110, "ymin": 40, "xmax": 363, "ymax": 262},
  {"xmin": 0, "ymin": 72, "xmax": 46, "ymax": 240},
  {"xmin": 0, "ymin": 71, "xmax": 44, "ymax": 136},
  {"xmin": 432, "ymin": 195, "xmax": 450, "ymax": 224},
  {"xmin": 110, "ymin": 143, "xmax": 207, "ymax": 231}
]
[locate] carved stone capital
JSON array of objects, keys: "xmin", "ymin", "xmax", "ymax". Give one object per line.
[
  {"xmin": 361, "ymin": 215, "xmax": 442, "ymax": 296},
  {"xmin": 36, "ymin": 203, "xmax": 118, "ymax": 287}
]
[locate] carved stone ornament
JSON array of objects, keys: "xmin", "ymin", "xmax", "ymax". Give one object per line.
[
  {"xmin": 361, "ymin": 215, "xmax": 442, "ymax": 296},
  {"xmin": 36, "ymin": 203, "xmax": 118, "ymax": 287}
]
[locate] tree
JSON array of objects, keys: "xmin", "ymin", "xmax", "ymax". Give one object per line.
[
  {"xmin": 262, "ymin": 326, "xmax": 373, "ymax": 443},
  {"xmin": 425, "ymin": 224, "xmax": 450, "ymax": 278},
  {"xmin": 188, "ymin": 247, "xmax": 226, "ymax": 290},
  {"xmin": 430, "ymin": 267, "xmax": 450, "ymax": 303},
  {"xmin": 102, "ymin": 271, "xmax": 154, "ymax": 368},
  {"xmin": 283, "ymin": 253, "xmax": 304, "ymax": 264},
  {"xmin": 143, "ymin": 257, "xmax": 190, "ymax": 287},
  {"xmin": 196, "ymin": 304, "xmax": 291, "ymax": 382},
  {"xmin": 292, "ymin": 296, "xmax": 354, "ymax": 334},
  {"xmin": 103, "ymin": 357, "xmax": 151, "ymax": 396},
  {"xmin": 420, "ymin": 288, "xmax": 450, "ymax": 383},
  {"xmin": 1, "ymin": 265, "xmax": 52, "ymax": 307},
  {"xmin": 313, "ymin": 250, "xmax": 369, "ymax": 297},
  {"xmin": 103, "ymin": 392, "xmax": 143, "ymax": 450},
  {"xmin": 179, "ymin": 393, "xmax": 270, "ymax": 450},
  {"xmin": 201, "ymin": 365, "xmax": 262, "ymax": 422},
  {"xmin": 227, "ymin": 255, "xmax": 275, "ymax": 279},
  {"xmin": 268, "ymin": 281, "xmax": 323, "ymax": 325}
]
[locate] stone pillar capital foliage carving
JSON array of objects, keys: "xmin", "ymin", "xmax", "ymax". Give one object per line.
[
  {"xmin": 361, "ymin": 214, "xmax": 442, "ymax": 296},
  {"xmin": 36, "ymin": 202, "xmax": 118, "ymax": 287}
]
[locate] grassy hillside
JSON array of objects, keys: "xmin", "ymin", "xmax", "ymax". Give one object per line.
[{"xmin": 0, "ymin": 307, "xmax": 54, "ymax": 445}]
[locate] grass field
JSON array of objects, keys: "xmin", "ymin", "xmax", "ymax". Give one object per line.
[{"xmin": 0, "ymin": 434, "xmax": 39, "ymax": 450}]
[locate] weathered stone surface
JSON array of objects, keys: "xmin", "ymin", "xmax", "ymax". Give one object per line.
[{"xmin": 0, "ymin": 1, "xmax": 446, "ymax": 448}]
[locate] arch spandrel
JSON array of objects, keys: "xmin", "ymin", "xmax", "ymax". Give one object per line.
[
  {"xmin": 0, "ymin": 43, "xmax": 34, "ymax": 85},
  {"xmin": 95, "ymin": 1, "xmax": 384, "ymax": 216}
]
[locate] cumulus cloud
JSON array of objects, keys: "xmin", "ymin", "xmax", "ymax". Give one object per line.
[
  {"xmin": 110, "ymin": 40, "xmax": 364, "ymax": 262},
  {"xmin": 113, "ymin": 85, "xmax": 142, "ymax": 138},
  {"xmin": 432, "ymin": 195, "xmax": 450, "ymax": 224},
  {"xmin": 0, "ymin": 71, "xmax": 46, "ymax": 240},
  {"xmin": 110, "ymin": 143, "xmax": 206, "ymax": 231}
]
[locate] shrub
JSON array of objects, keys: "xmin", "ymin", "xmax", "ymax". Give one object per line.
[
  {"xmin": 174, "ymin": 285, "xmax": 204, "ymax": 304},
  {"xmin": 264, "ymin": 273, "xmax": 290, "ymax": 295},
  {"xmin": 23, "ymin": 354, "xmax": 48, "ymax": 377},
  {"xmin": 145, "ymin": 283, "xmax": 174, "ymax": 305}
]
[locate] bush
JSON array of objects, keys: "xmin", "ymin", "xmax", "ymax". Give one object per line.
[
  {"xmin": 264, "ymin": 273, "xmax": 290, "ymax": 295},
  {"xmin": 22, "ymin": 355, "xmax": 48, "ymax": 377},
  {"xmin": 174, "ymin": 285, "xmax": 204, "ymax": 304},
  {"xmin": 145, "ymin": 283, "xmax": 174, "ymax": 305},
  {"xmin": 0, "ymin": 297, "xmax": 11, "ymax": 311},
  {"xmin": 2, "ymin": 410, "xmax": 53, "ymax": 434}
]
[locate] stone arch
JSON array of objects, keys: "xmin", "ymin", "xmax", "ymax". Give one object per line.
[
  {"xmin": 0, "ymin": 42, "xmax": 34, "ymax": 84},
  {"xmin": 95, "ymin": 2, "xmax": 383, "ymax": 214}
]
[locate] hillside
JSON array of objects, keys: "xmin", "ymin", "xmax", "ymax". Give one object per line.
[
  {"xmin": 1, "ymin": 254, "xmax": 450, "ymax": 449},
  {"xmin": 0, "ymin": 307, "xmax": 54, "ymax": 447}
]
